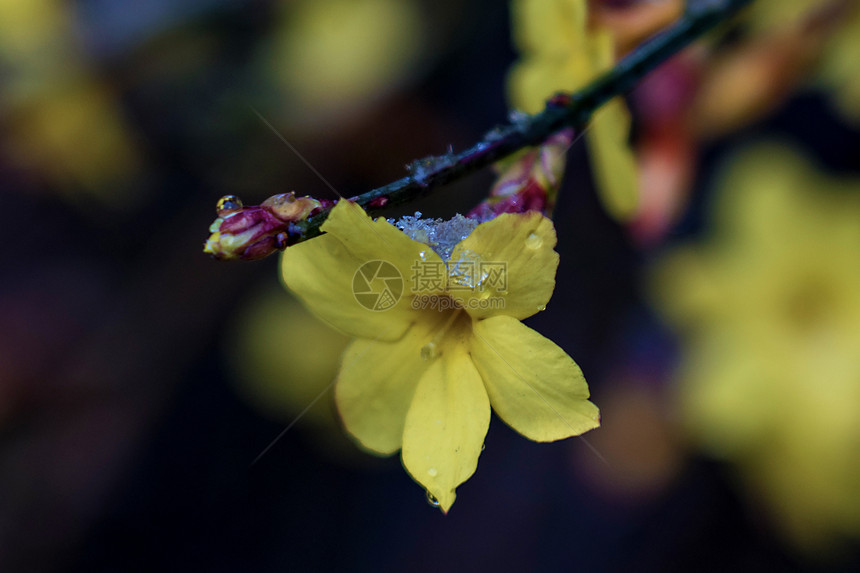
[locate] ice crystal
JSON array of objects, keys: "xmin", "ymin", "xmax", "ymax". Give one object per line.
[{"xmin": 389, "ymin": 212, "xmax": 479, "ymax": 261}]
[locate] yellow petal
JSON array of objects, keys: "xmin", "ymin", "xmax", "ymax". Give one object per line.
[
  {"xmin": 507, "ymin": 0, "xmax": 592, "ymax": 114},
  {"xmin": 448, "ymin": 211, "xmax": 558, "ymax": 321},
  {"xmin": 586, "ymin": 97, "xmax": 639, "ymax": 220},
  {"xmin": 471, "ymin": 315, "xmax": 599, "ymax": 441},
  {"xmin": 507, "ymin": 58, "xmax": 557, "ymax": 114},
  {"xmin": 508, "ymin": 52, "xmax": 594, "ymax": 113},
  {"xmin": 335, "ymin": 309, "xmax": 451, "ymax": 454},
  {"xmin": 511, "ymin": 0, "xmax": 587, "ymax": 57},
  {"xmin": 401, "ymin": 318, "xmax": 490, "ymax": 513},
  {"xmin": 583, "ymin": 27, "xmax": 638, "ymax": 220},
  {"xmin": 282, "ymin": 200, "xmax": 444, "ymax": 339}
]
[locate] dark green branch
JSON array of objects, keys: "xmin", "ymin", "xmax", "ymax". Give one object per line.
[
  {"xmin": 205, "ymin": 0, "xmax": 752, "ymax": 260},
  {"xmin": 289, "ymin": 0, "xmax": 752, "ymax": 242}
]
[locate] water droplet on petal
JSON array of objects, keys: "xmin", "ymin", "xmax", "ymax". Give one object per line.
[
  {"xmin": 420, "ymin": 342, "xmax": 438, "ymax": 361},
  {"xmin": 216, "ymin": 195, "xmax": 243, "ymax": 214},
  {"xmin": 537, "ymin": 304, "xmax": 546, "ymax": 311},
  {"xmin": 525, "ymin": 232, "xmax": 543, "ymax": 249},
  {"xmin": 426, "ymin": 491, "xmax": 440, "ymax": 508},
  {"xmin": 427, "ymin": 467, "xmax": 438, "ymax": 477},
  {"xmin": 449, "ymin": 249, "xmax": 481, "ymax": 288},
  {"xmin": 481, "ymin": 443, "xmax": 486, "ymax": 452},
  {"xmin": 419, "ymin": 250, "xmax": 427, "ymax": 261},
  {"xmin": 478, "ymin": 290, "xmax": 491, "ymax": 301}
]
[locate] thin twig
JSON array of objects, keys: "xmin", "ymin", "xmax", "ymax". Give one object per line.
[{"xmin": 287, "ymin": 0, "xmax": 751, "ymax": 242}]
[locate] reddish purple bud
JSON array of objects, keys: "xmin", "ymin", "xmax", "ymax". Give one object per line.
[
  {"xmin": 468, "ymin": 180, "xmax": 548, "ymax": 221},
  {"xmin": 468, "ymin": 129, "xmax": 573, "ymax": 222},
  {"xmin": 204, "ymin": 192, "xmax": 323, "ymax": 261}
]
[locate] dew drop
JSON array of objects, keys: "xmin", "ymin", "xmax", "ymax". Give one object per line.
[
  {"xmin": 420, "ymin": 342, "xmax": 438, "ymax": 361},
  {"xmin": 537, "ymin": 304, "xmax": 546, "ymax": 311},
  {"xmin": 427, "ymin": 467, "xmax": 438, "ymax": 477},
  {"xmin": 216, "ymin": 194, "xmax": 243, "ymax": 214},
  {"xmin": 419, "ymin": 250, "xmax": 427, "ymax": 261},
  {"xmin": 478, "ymin": 290, "xmax": 491, "ymax": 301},
  {"xmin": 525, "ymin": 232, "xmax": 543, "ymax": 249},
  {"xmin": 481, "ymin": 443, "xmax": 486, "ymax": 452},
  {"xmin": 426, "ymin": 491, "xmax": 440, "ymax": 508}
]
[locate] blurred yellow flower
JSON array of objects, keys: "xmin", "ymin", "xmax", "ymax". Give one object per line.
[
  {"xmin": 229, "ymin": 287, "xmax": 351, "ymax": 447},
  {"xmin": 507, "ymin": 0, "xmax": 639, "ymax": 220},
  {"xmin": 0, "ymin": 0, "xmax": 140, "ymax": 200},
  {"xmin": 264, "ymin": 0, "xmax": 427, "ymax": 128},
  {"xmin": 651, "ymin": 143, "xmax": 860, "ymax": 553},
  {"xmin": 282, "ymin": 201, "xmax": 599, "ymax": 512},
  {"xmin": 745, "ymin": 0, "xmax": 860, "ymax": 122}
]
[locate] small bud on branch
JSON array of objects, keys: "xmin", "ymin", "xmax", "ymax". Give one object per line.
[{"xmin": 204, "ymin": 193, "xmax": 331, "ymax": 260}]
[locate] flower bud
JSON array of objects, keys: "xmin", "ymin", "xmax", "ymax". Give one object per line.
[
  {"xmin": 203, "ymin": 193, "xmax": 326, "ymax": 261},
  {"xmin": 468, "ymin": 128, "xmax": 572, "ymax": 221}
]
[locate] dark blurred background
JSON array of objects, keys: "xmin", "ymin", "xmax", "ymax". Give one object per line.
[{"xmin": 2, "ymin": 0, "xmax": 859, "ymax": 571}]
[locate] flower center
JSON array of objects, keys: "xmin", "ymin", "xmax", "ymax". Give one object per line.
[{"xmin": 420, "ymin": 307, "xmax": 466, "ymax": 361}]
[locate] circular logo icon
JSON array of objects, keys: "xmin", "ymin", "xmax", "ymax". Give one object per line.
[{"xmin": 352, "ymin": 260, "xmax": 403, "ymax": 311}]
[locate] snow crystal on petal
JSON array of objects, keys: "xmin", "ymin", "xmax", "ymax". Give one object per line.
[{"xmin": 390, "ymin": 213, "xmax": 479, "ymax": 261}]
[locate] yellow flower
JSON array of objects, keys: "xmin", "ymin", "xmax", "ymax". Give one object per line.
[
  {"xmin": 651, "ymin": 143, "xmax": 860, "ymax": 553},
  {"xmin": 507, "ymin": 0, "xmax": 638, "ymax": 220},
  {"xmin": 281, "ymin": 201, "xmax": 599, "ymax": 512}
]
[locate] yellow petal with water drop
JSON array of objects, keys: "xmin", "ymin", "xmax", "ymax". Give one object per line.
[
  {"xmin": 449, "ymin": 211, "xmax": 558, "ymax": 321},
  {"xmin": 401, "ymin": 318, "xmax": 490, "ymax": 513},
  {"xmin": 282, "ymin": 201, "xmax": 445, "ymax": 340},
  {"xmin": 335, "ymin": 309, "xmax": 452, "ymax": 455},
  {"xmin": 471, "ymin": 315, "xmax": 599, "ymax": 441}
]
